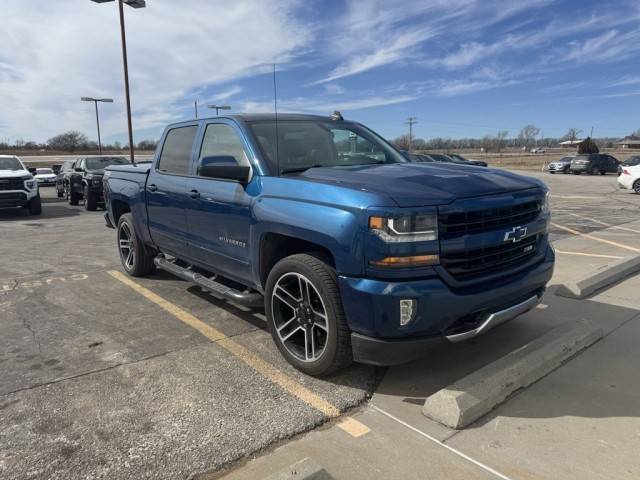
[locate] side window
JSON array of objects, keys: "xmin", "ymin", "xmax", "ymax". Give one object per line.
[
  {"xmin": 198, "ymin": 123, "xmax": 250, "ymax": 171},
  {"xmin": 157, "ymin": 126, "xmax": 198, "ymax": 175}
]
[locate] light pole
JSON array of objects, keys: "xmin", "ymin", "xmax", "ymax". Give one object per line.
[
  {"xmin": 81, "ymin": 97, "xmax": 113, "ymax": 154},
  {"xmin": 90, "ymin": 0, "xmax": 145, "ymax": 164},
  {"xmin": 207, "ymin": 104, "xmax": 231, "ymax": 115}
]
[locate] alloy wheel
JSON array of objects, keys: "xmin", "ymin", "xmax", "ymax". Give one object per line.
[
  {"xmin": 118, "ymin": 222, "xmax": 135, "ymax": 270},
  {"xmin": 271, "ymin": 272, "xmax": 329, "ymax": 362}
]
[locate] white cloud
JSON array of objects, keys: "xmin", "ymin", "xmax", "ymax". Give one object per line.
[
  {"xmin": 207, "ymin": 85, "xmax": 243, "ymax": 103},
  {"xmin": 611, "ymin": 75, "xmax": 640, "ymax": 87},
  {"xmin": 323, "ymin": 83, "xmax": 345, "ymax": 95},
  {"xmin": 0, "ymin": 0, "xmax": 310, "ymax": 142},
  {"xmin": 436, "ymin": 79, "xmax": 518, "ymax": 97}
]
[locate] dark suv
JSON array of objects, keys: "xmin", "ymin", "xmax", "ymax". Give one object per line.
[
  {"xmin": 66, "ymin": 156, "xmax": 129, "ymax": 210},
  {"xmin": 55, "ymin": 160, "xmax": 75, "ymax": 198},
  {"xmin": 570, "ymin": 154, "xmax": 619, "ymax": 175}
]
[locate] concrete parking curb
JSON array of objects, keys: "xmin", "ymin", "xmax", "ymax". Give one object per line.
[
  {"xmin": 555, "ymin": 255, "xmax": 640, "ymax": 299},
  {"xmin": 264, "ymin": 458, "xmax": 333, "ymax": 480},
  {"xmin": 422, "ymin": 319, "xmax": 604, "ymax": 429}
]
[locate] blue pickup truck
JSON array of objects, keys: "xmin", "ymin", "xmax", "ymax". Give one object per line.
[{"xmin": 104, "ymin": 113, "xmax": 554, "ymax": 376}]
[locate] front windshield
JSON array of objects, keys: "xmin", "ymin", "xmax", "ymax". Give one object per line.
[
  {"xmin": 36, "ymin": 168, "xmax": 53, "ymax": 174},
  {"xmin": 0, "ymin": 157, "xmax": 25, "ymax": 171},
  {"xmin": 86, "ymin": 157, "xmax": 129, "ymax": 170},
  {"xmin": 248, "ymin": 120, "xmax": 407, "ymax": 174}
]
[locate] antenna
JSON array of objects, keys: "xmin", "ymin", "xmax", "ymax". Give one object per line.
[{"xmin": 273, "ymin": 63, "xmax": 280, "ymax": 175}]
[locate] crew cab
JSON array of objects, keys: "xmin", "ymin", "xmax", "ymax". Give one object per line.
[
  {"xmin": 0, "ymin": 155, "xmax": 41, "ymax": 215},
  {"xmin": 65, "ymin": 156, "xmax": 129, "ymax": 210},
  {"xmin": 570, "ymin": 154, "xmax": 619, "ymax": 175},
  {"xmin": 103, "ymin": 114, "xmax": 554, "ymax": 376}
]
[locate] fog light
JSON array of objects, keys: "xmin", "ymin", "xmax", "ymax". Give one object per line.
[{"xmin": 399, "ymin": 299, "xmax": 417, "ymax": 326}]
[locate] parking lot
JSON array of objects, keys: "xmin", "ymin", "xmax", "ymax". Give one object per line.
[{"xmin": 2, "ymin": 170, "xmax": 640, "ymax": 480}]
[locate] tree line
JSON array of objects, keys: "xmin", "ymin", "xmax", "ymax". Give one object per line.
[
  {"xmin": 0, "ymin": 130, "xmax": 158, "ymax": 152},
  {"xmin": 394, "ymin": 126, "xmax": 640, "ymax": 153}
]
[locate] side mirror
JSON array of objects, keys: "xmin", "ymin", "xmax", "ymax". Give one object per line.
[
  {"xmin": 74, "ymin": 167, "xmax": 83, "ymax": 172},
  {"xmin": 198, "ymin": 156, "xmax": 250, "ymax": 183}
]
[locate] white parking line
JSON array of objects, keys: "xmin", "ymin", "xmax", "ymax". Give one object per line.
[{"xmin": 371, "ymin": 405, "xmax": 514, "ymax": 480}]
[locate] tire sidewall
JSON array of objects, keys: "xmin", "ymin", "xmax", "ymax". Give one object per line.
[
  {"xmin": 117, "ymin": 214, "xmax": 139, "ymax": 275},
  {"xmin": 265, "ymin": 255, "xmax": 343, "ymax": 376}
]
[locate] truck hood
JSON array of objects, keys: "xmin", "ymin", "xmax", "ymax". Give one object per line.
[
  {"xmin": 298, "ymin": 163, "xmax": 542, "ymax": 207},
  {"xmin": 0, "ymin": 169, "xmax": 31, "ymax": 179}
]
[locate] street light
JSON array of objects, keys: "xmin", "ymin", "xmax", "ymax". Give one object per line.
[
  {"xmin": 90, "ymin": 0, "xmax": 145, "ymax": 164},
  {"xmin": 207, "ymin": 104, "xmax": 231, "ymax": 115},
  {"xmin": 81, "ymin": 97, "xmax": 113, "ymax": 154}
]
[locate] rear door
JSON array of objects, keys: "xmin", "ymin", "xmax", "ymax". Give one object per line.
[
  {"xmin": 185, "ymin": 120, "xmax": 256, "ymax": 283},
  {"xmin": 146, "ymin": 124, "xmax": 198, "ymax": 256}
]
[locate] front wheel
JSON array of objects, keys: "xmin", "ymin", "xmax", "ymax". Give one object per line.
[
  {"xmin": 117, "ymin": 213, "xmax": 155, "ymax": 277},
  {"xmin": 27, "ymin": 194, "xmax": 42, "ymax": 215},
  {"xmin": 84, "ymin": 186, "xmax": 98, "ymax": 211},
  {"xmin": 265, "ymin": 253, "xmax": 352, "ymax": 376},
  {"xmin": 69, "ymin": 184, "xmax": 80, "ymax": 205}
]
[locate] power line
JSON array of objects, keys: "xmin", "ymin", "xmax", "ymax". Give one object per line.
[{"xmin": 405, "ymin": 116, "xmax": 418, "ymax": 149}]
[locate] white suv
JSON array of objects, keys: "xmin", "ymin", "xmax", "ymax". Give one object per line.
[
  {"xmin": 618, "ymin": 164, "xmax": 640, "ymax": 194},
  {"xmin": 0, "ymin": 155, "xmax": 42, "ymax": 215}
]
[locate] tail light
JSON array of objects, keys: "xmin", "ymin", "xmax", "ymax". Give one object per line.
[{"xmin": 623, "ymin": 169, "xmax": 630, "ymax": 175}]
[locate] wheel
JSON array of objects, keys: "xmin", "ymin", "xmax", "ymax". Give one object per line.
[
  {"xmin": 600, "ymin": 170, "xmax": 606, "ymax": 175},
  {"xmin": 563, "ymin": 167, "xmax": 570, "ymax": 174},
  {"xmin": 56, "ymin": 187, "xmax": 64, "ymax": 198},
  {"xmin": 69, "ymin": 183, "xmax": 80, "ymax": 205},
  {"xmin": 549, "ymin": 171, "xmax": 555, "ymax": 174},
  {"xmin": 265, "ymin": 253, "xmax": 352, "ymax": 376},
  {"xmin": 117, "ymin": 213, "xmax": 155, "ymax": 277},
  {"xmin": 633, "ymin": 180, "xmax": 640, "ymax": 195},
  {"xmin": 572, "ymin": 171, "xmax": 581, "ymax": 175},
  {"xmin": 84, "ymin": 185, "xmax": 97, "ymax": 211},
  {"xmin": 27, "ymin": 194, "xmax": 42, "ymax": 215}
]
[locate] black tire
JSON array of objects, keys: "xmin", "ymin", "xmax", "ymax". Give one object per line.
[
  {"xmin": 84, "ymin": 185, "xmax": 98, "ymax": 211},
  {"xmin": 549, "ymin": 171, "xmax": 555, "ymax": 174},
  {"xmin": 563, "ymin": 167, "xmax": 570, "ymax": 174},
  {"xmin": 633, "ymin": 180, "xmax": 640, "ymax": 195},
  {"xmin": 116, "ymin": 213, "xmax": 155, "ymax": 277},
  {"xmin": 27, "ymin": 194, "xmax": 42, "ymax": 215},
  {"xmin": 265, "ymin": 253, "xmax": 352, "ymax": 376},
  {"xmin": 572, "ymin": 171, "xmax": 581, "ymax": 175},
  {"xmin": 69, "ymin": 184, "xmax": 80, "ymax": 205},
  {"xmin": 600, "ymin": 170, "xmax": 606, "ymax": 175},
  {"xmin": 56, "ymin": 188, "xmax": 64, "ymax": 198}
]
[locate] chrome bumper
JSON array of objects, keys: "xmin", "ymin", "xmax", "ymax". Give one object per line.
[{"xmin": 445, "ymin": 293, "xmax": 541, "ymax": 343}]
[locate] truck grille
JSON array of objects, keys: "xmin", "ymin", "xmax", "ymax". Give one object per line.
[
  {"xmin": 0, "ymin": 192, "xmax": 27, "ymax": 206},
  {"xmin": 0, "ymin": 178, "xmax": 26, "ymax": 191},
  {"xmin": 439, "ymin": 201, "xmax": 541, "ymax": 237},
  {"xmin": 441, "ymin": 234, "xmax": 539, "ymax": 281}
]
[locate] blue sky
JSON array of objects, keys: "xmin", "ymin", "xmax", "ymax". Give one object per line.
[{"xmin": 1, "ymin": 0, "xmax": 639, "ymax": 144}]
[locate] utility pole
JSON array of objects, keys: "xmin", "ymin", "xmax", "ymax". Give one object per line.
[
  {"xmin": 590, "ymin": 126, "xmax": 594, "ymax": 137},
  {"xmin": 194, "ymin": 99, "xmax": 198, "ymax": 119},
  {"xmin": 405, "ymin": 117, "xmax": 417, "ymax": 151}
]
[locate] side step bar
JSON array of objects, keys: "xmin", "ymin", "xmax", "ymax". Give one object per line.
[{"xmin": 154, "ymin": 256, "xmax": 264, "ymax": 308}]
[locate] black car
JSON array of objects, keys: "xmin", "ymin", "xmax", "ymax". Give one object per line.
[
  {"xmin": 55, "ymin": 160, "xmax": 75, "ymax": 198},
  {"xmin": 618, "ymin": 156, "xmax": 640, "ymax": 176},
  {"xmin": 570, "ymin": 154, "xmax": 619, "ymax": 175},
  {"xmin": 65, "ymin": 156, "xmax": 129, "ymax": 210},
  {"xmin": 448, "ymin": 153, "xmax": 488, "ymax": 167},
  {"xmin": 547, "ymin": 156, "xmax": 575, "ymax": 174}
]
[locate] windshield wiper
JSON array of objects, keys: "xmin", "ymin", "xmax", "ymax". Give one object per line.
[{"xmin": 280, "ymin": 164, "xmax": 324, "ymax": 175}]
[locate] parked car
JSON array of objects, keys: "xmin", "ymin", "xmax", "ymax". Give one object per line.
[
  {"xmin": 104, "ymin": 113, "xmax": 554, "ymax": 376},
  {"xmin": 66, "ymin": 156, "xmax": 129, "ymax": 210},
  {"xmin": 617, "ymin": 156, "xmax": 640, "ymax": 176},
  {"xmin": 570, "ymin": 154, "xmax": 619, "ymax": 175},
  {"xmin": 34, "ymin": 167, "xmax": 57, "ymax": 186},
  {"xmin": 617, "ymin": 164, "xmax": 640, "ymax": 194},
  {"xmin": 448, "ymin": 154, "xmax": 488, "ymax": 167},
  {"xmin": 547, "ymin": 156, "xmax": 575, "ymax": 174},
  {"xmin": 530, "ymin": 147, "xmax": 546, "ymax": 154},
  {"xmin": 56, "ymin": 160, "xmax": 75, "ymax": 198},
  {"xmin": 0, "ymin": 155, "xmax": 41, "ymax": 215}
]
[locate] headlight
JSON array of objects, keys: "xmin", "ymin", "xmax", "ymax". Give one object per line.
[
  {"xmin": 541, "ymin": 191, "xmax": 550, "ymax": 214},
  {"xmin": 24, "ymin": 179, "xmax": 36, "ymax": 189},
  {"xmin": 369, "ymin": 214, "xmax": 438, "ymax": 242},
  {"xmin": 92, "ymin": 177, "xmax": 102, "ymax": 185}
]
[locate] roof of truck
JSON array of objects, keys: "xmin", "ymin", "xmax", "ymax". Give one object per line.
[{"xmin": 223, "ymin": 113, "xmax": 342, "ymax": 122}]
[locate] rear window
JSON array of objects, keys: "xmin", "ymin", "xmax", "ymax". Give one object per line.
[{"xmin": 157, "ymin": 126, "xmax": 198, "ymax": 175}]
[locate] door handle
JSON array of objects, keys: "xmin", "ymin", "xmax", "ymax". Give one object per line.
[
  {"xmin": 189, "ymin": 189, "xmax": 200, "ymax": 198},
  {"xmin": 147, "ymin": 184, "xmax": 158, "ymax": 192}
]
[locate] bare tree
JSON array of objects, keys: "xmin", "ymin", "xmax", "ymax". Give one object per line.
[
  {"xmin": 562, "ymin": 128, "xmax": 582, "ymax": 142},
  {"xmin": 518, "ymin": 125, "xmax": 540, "ymax": 148},
  {"xmin": 47, "ymin": 131, "xmax": 89, "ymax": 152},
  {"xmin": 495, "ymin": 130, "xmax": 509, "ymax": 155},
  {"xmin": 393, "ymin": 134, "xmax": 411, "ymax": 151}
]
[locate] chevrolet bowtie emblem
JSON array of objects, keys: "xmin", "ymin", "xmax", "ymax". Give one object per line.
[{"xmin": 504, "ymin": 226, "xmax": 528, "ymax": 243}]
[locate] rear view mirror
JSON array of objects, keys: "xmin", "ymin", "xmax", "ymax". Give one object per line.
[
  {"xmin": 74, "ymin": 167, "xmax": 83, "ymax": 172},
  {"xmin": 199, "ymin": 156, "xmax": 250, "ymax": 183}
]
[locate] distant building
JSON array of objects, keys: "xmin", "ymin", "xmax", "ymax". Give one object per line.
[
  {"xmin": 559, "ymin": 139, "xmax": 583, "ymax": 148},
  {"xmin": 616, "ymin": 137, "xmax": 640, "ymax": 149}
]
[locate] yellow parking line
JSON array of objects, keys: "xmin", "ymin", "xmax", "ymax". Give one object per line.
[
  {"xmin": 563, "ymin": 212, "xmax": 640, "ymax": 234},
  {"xmin": 551, "ymin": 222, "xmax": 640, "ymax": 253},
  {"xmin": 108, "ymin": 270, "xmax": 340, "ymax": 418},
  {"xmin": 554, "ymin": 249, "xmax": 624, "ymax": 260},
  {"xmin": 337, "ymin": 416, "xmax": 371, "ymax": 438}
]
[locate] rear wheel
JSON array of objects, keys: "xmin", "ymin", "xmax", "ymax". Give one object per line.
[
  {"xmin": 265, "ymin": 253, "xmax": 352, "ymax": 376},
  {"xmin": 633, "ymin": 180, "xmax": 640, "ymax": 194},
  {"xmin": 117, "ymin": 213, "xmax": 155, "ymax": 277},
  {"xmin": 572, "ymin": 171, "xmax": 581, "ymax": 175}
]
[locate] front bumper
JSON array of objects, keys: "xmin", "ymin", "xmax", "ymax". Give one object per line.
[
  {"xmin": 0, "ymin": 188, "xmax": 37, "ymax": 208},
  {"xmin": 340, "ymin": 244, "xmax": 555, "ymax": 366},
  {"xmin": 548, "ymin": 164, "xmax": 568, "ymax": 172}
]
